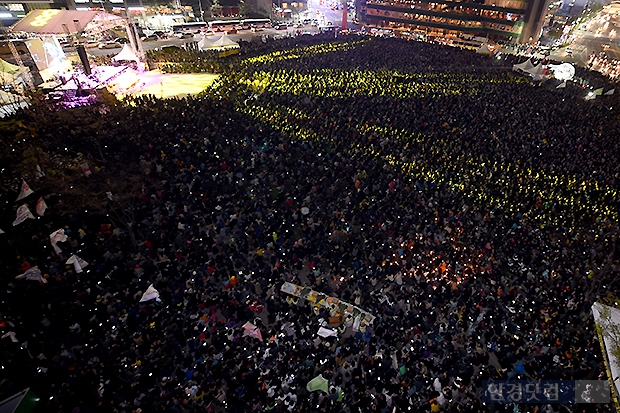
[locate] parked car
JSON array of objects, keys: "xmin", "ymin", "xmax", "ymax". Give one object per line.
[
  {"xmin": 98, "ymin": 40, "xmax": 121, "ymax": 49},
  {"xmin": 227, "ymin": 28, "xmax": 238, "ymax": 34},
  {"xmin": 274, "ymin": 24, "xmax": 287, "ymax": 30},
  {"xmin": 84, "ymin": 40, "xmax": 100, "ymax": 48},
  {"xmin": 141, "ymin": 34, "xmax": 159, "ymax": 42},
  {"xmin": 174, "ymin": 32, "xmax": 194, "ymax": 39}
]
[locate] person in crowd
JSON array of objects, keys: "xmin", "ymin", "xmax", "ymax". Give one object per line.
[{"xmin": 0, "ymin": 34, "xmax": 618, "ymax": 413}]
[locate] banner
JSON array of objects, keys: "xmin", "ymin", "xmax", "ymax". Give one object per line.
[
  {"xmin": 50, "ymin": 229, "xmax": 67, "ymax": 254},
  {"xmin": 606, "ymin": 89, "xmax": 615, "ymax": 95},
  {"xmin": 281, "ymin": 282, "xmax": 375, "ymax": 324},
  {"xmin": 16, "ymin": 180, "xmax": 34, "ymax": 201},
  {"xmin": 13, "ymin": 205, "xmax": 35, "ymax": 226},
  {"xmin": 36, "ymin": 197, "xmax": 47, "ymax": 216},
  {"xmin": 66, "ymin": 254, "xmax": 88, "ymax": 273},
  {"xmin": 15, "ymin": 267, "xmax": 47, "ymax": 283},
  {"xmin": 140, "ymin": 284, "xmax": 161, "ymax": 302}
]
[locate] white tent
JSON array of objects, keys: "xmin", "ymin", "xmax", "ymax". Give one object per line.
[
  {"xmin": 548, "ymin": 62, "xmax": 575, "ymax": 81},
  {"xmin": 197, "ymin": 36, "xmax": 214, "ymax": 51},
  {"xmin": 592, "ymin": 302, "xmax": 620, "ymax": 399},
  {"xmin": 524, "ymin": 63, "xmax": 546, "ymax": 80},
  {"xmin": 0, "ymin": 90, "xmax": 29, "ymax": 118},
  {"xmin": 112, "ymin": 45, "xmax": 139, "ymax": 63},
  {"xmin": 206, "ymin": 33, "xmax": 239, "ymax": 50},
  {"xmin": 512, "ymin": 59, "xmax": 535, "ymax": 72},
  {"xmin": 476, "ymin": 44, "xmax": 493, "ymax": 55}
]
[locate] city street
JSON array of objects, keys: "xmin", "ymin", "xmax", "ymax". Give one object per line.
[
  {"xmin": 549, "ymin": 3, "xmax": 620, "ymax": 66},
  {"xmin": 84, "ymin": 27, "xmax": 296, "ymax": 57}
]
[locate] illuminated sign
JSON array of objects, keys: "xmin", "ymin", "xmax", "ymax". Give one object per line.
[{"xmin": 30, "ymin": 9, "xmax": 61, "ymax": 27}]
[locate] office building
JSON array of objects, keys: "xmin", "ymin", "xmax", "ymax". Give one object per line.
[{"xmin": 360, "ymin": 0, "xmax": 552, "ymax": 42}]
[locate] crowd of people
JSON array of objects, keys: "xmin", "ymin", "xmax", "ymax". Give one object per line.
[{"xmin": 2, "ymin": 35, "xmax": 620, "ymax": 413}]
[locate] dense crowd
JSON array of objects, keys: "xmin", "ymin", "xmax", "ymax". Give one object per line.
[{"xmin": 2, "ymin": 35, "xmax": 620, "ymax": 413}]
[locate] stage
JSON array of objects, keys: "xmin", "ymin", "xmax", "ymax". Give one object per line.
[{"xmin": 130, "ymin": 71, "xmax": 219, "ymax": 99}]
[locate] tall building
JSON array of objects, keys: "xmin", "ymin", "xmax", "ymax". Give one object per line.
[{"xmin": 360, "ymin": 0, "xmax": 552, "ymax": 42}]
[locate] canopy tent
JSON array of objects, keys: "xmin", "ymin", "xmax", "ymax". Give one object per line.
[
  {"xmin": 512, "ymin": 58, "xmax": 535, "ymax": 72},
  {"xmin": 476, "ymin": 44, "xmax": 493, "ymax": 55},
  {"xmin": 524, "ymin": 63, "xmax": 547, "ymax": 80},
  {"xmin": 592, "ymin": 302, "xmax": 620, "ymax": 402},
  {"xmin": 206, "ymin": 33, "xmax": 239, "ymax": 50},
  {"xmin": 197, "ymin": 36, "xmax": 214, "ymax": 51},
  {"xmin": 0, "ymin": 90, "xmax": 29, "ymax": 118},
  {"xmin": 11, "ymin": 10, "xmax": 124, "ymax": 35},
  {"xmin": 0, "ymin": 58, "xmax": 27, "ymax": 87},
  {"xmin": 0, "ymin": 58, "xmax": 20, "ymax": 76},
  {"xmin": 113, "ymin": 45, "xmax": 140, "ymax": 63}
]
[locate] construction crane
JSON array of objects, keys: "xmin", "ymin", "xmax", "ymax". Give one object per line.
[{"xmin": 0, "ymin": 19, "xmax": 35, "ymax": 92}]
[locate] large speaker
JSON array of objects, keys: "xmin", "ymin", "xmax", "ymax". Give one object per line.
[{"xmin": 75, "ymin": 44, "xmax": 91, "ymax": 76}]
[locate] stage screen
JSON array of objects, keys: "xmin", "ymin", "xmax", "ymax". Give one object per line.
[{"xmin": 25, "ymin": 37, "xmax": 66, "ymax": 71}]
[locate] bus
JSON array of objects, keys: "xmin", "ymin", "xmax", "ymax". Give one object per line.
[
  {"xmin": 209, "ymin": 20, "xmax": 241, "ymax": 32},
  {"xmin": 240, "ymin": 18, "xmax": 271, "ymax": 29},
  {"xmin": 171, "ymin": 22, "xmax": 208, "ymax": 33}
]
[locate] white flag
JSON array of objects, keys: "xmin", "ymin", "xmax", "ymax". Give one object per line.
[
  {"xmin": 36, "ymin": 197, "xmax": 47, "ymax": 216},
  {"xmin": 605, "ymin": 89, "xmax": 615, "ymax": 95},
  {"xmin": 15, "ymin": 267, "xmax": 47, "ymax": 283},
  {"xmin": 1, "ymin": 332, "xmax": 18, "ymax": 343},
  {"xmin": 317, "ymin": 327, "xmax": 338, "ymax": 338},
  {"xmin": 13, "ymin": 205, "xmax": 35, "ymax": 226},
  {"xmin": 140, "ymin": 284, "xmax": 161, "ymax": 302},
  {"xmin": 35, "ymin": 164, "xmax": 45, "ymax": 178},
  {"xmin": 66, "ymin": 254, "xmax": 89, "ymax": 273},
  {"xmin": 50, "ymin": 229, "xmax": 68, "ymax": 254},
  {"xmin": 242, "ymin": 322, "xmax": 263, "ymax": 341},
  {"xmin": 556, "ymin": 81, "xmax": 566, "ymax": 89},
  {"xmin": 391, "ymin": 353, "xmax": 399, "ymax": 370},
  {"xmin": 0, "ymin": 228, "xmax": 4, "ymax": 234},
  {"xmin": 585, "ymin": 93, "xmax": 597, "ymax": 101},
  {"xmin": 16, "ymin": 180, "xmax": 34, "ymax": 201}
]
